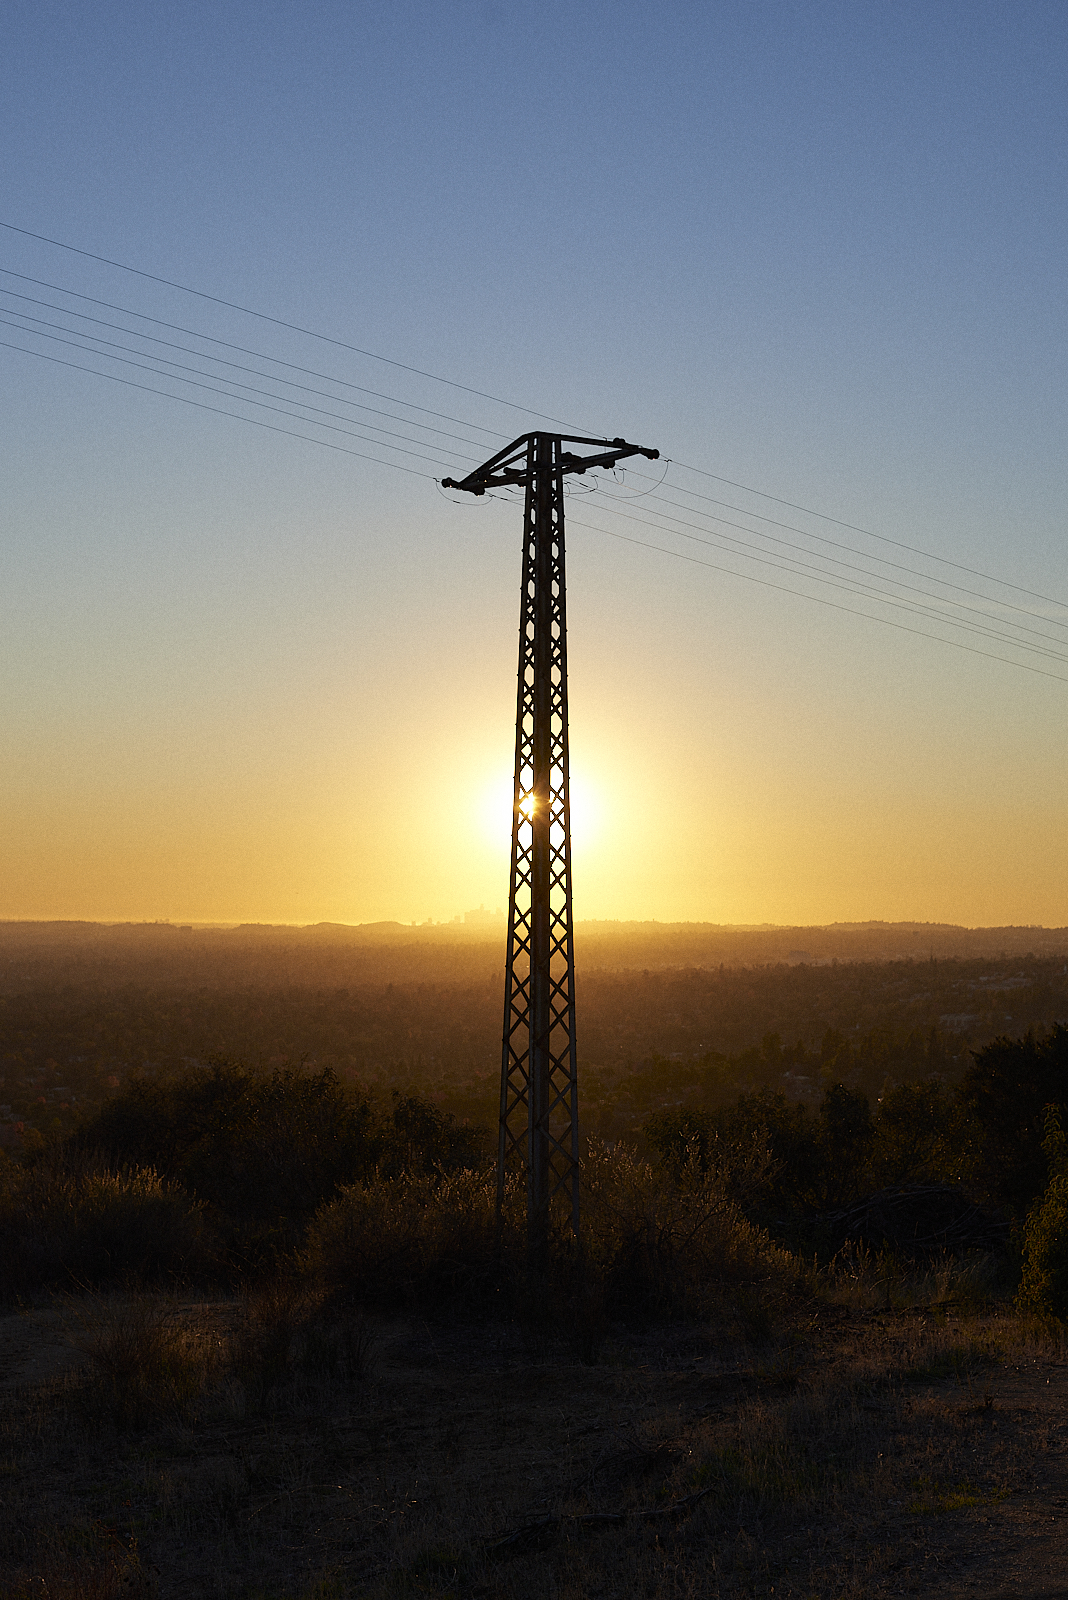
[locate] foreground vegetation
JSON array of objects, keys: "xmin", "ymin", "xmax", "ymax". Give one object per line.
[
  {"xmin": 6, "ymin": 1021, "xmax": 1068, "ymax": 1303},
  {"xmin": 3, "ymin": 1272, "xmax": 1066, "ymax": 1597},
  {"xmin": 4, "ymin": 1016, "xmax": 1068, "ymax": 1595}
]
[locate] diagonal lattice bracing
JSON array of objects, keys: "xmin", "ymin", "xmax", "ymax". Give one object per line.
[
  {"xmin": 497, "ymin": 434, "xmax": 578, "ymax": 1264},
  {"xmin": 441, "ymin": 430, "xmax": 658, "ymax": 1272}
]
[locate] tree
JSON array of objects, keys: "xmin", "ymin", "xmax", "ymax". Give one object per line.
[{"xmin": 957, "ymin": 1025, "xmax": 1068, "ymax": 1211}]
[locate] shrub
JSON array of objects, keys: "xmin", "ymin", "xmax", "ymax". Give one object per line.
[
  {"xmin": 0, "ymin": 1151, "xmax": 209, "ymax": 1292},
  {"xmin": 871, "ymin": 1079, "xmax": 961, "ymax": 1187},
  {"xmin": 1018, "ymin": 1107, "xmax": 1068, "ymax": 1321},
  {"xmin": 581, "ymin": 1141, "xmax": 795, "ymax": 1319},
  {"xmin": 72, "ymin": 1062, "xmax": 489, "ymax": 1265},
  {"xmin": 653, "ymin": 1081, "xmax": 967, "ymax": 1252},
  {"xmin": 304, "ymin": 1142, "xmax": 795, "ymax": 1323},
  {"xmin": 228, "ymin": 1280, "xmax": 375, "ymax": 1412},
  {"xmin": 657, "ymin": 1086, "xmax": 869, "ymax": 1225},
  {"xmin": 75, "ymin": 1061, "xmax": 379, "ymax": 1228},
  {"xmin": 302, "ymin": 1166, "xmax": 518, "ymax": 1314},
  {"xmin": 379, "ymin": 1091, "xmax": 488, "ymax": 1177}
]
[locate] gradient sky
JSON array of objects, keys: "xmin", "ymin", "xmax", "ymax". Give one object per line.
[{"xmin": 3, "ymin": 1, "xmax": 1068, "ymax": 927}]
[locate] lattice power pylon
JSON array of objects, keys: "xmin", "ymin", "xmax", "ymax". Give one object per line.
[{"xmin": 443, "ymin": 432, "xmax": 659, "ymax": 1269}]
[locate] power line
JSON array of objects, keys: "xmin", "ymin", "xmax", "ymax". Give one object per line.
[
  {"xmin": 5, "ymin": 223, "xmax": 1066, "ymax": 679},
  {"xmin": 1, "ymin": 319, "xmax": 478, "ymax": 471},
  {"xmin": 578, "ymin": 496, "xmax": 1068, "ymax": 667},
  {"xmin": 10, "ymin": 328, "xmax": 1066, "ymax": 679},
  {"xmin": 4, "ymin": 228, "xmax": 1063, "ymax": 629},
  {"xmin": 493, "ymin": 466, "xmax": 1068, "ymax": 662},
  {"xmin": 568, "ymin": 515, "xmax": 1068, "ymax": 685},
  {"xmin": 0, "ymin": 268, "xmax": 509, "ymax": 442},
  {"xmin": 663, "ymin": 457, "xmax": 1068, "ymax": 616},
  {"xmin": 0, "ymin": 339, "xmax": 438, "ymax": 479},
  {"xmin": 0, "ymin": 220, "xmax": 584, "ymax": 430},
  {"xmin": 9, "ymin": 305, "xmax": 1063, "ymax": 665},
  {"xmin": 0, "ymin": 311, "xmax": 486, "ymax": 464},
  {"xmin": 594, "ymin": 484, "xmax": 1068, "ymax": 656},
  {"xmin": 12, "ymin": 273, "xmax": 1055, "ymax": 658},
  {"xmin": 0, "ymin": 289, "xmax": 502, "ymax": 451},
  {"xmin": 619, "ymin": 467, "xmax": 1068, "ymax": 632}
]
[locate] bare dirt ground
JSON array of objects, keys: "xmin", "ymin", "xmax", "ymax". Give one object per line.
[{"xmin": 1, "ymin": 1294, "xmax": 1068, "ymax": 1599}]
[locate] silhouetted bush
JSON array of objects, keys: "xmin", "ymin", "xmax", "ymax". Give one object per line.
[
  {"xmin": 74, "ymin": 1061, "xmax": 377, "ymax": 1226},
  {"xmin": 1018, "ymin": 1106, "xmax": 1068, "ymax": 1321},
  {"xmin": 646, "ymin": 1078, "xmax": 969, "ymax": 1255},
  {"xmin": 0, "ymin": 1151, "xmax": 208, "ymax": 1292},
  {"xmin": 71, "ymin": 1294, "xmax": 224, "ymax": 1428},
  {"xmin": 581, "ymin": 1142, "xmax": 795, "ymax": 1320},
  {"xmin": 302, "ymin": 1143, "xmax": 793, "ymax": 1322},
  {"xmin": 302, "ymin": 1166, "xmax": 517, "ymax": 1315},
  {"xmin": 380, "ymin": 1091, "xmax": 487, "ymax": 1177},
  {"xmin": 70, "ymin": 1061, "xmax": 488, "ymax": 1264},
  {"xmin": 24, "ymin": 1024, "xmax": 1064, "ymax": 1311},
  {"xmin": 870, "ymin": 1079, "xmax": 962, "ymax": 1187}
]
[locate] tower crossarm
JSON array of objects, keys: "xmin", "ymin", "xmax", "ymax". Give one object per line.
[{"xmin": 441, "ymin": 434, "xmax": 658, "ymax": 495}]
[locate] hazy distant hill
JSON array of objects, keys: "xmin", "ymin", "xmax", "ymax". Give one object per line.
[{"xmin": 1, "ymin": 917, "xmax": 1066, "ymax": 992}]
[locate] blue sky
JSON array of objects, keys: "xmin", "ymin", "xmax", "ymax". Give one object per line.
[{"xmin": 3, "ymin": 1, "xmax": 1068, "ymax": 924}]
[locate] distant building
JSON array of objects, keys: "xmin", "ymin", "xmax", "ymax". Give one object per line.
[{"xmin": 464, "ymin": 904, "xmax": 504, "ymax": 926}]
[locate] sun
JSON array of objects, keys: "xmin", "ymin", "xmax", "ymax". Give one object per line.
[{"xmin": 478, "ymin": 772, "xmax": 601, "ymax": 849}]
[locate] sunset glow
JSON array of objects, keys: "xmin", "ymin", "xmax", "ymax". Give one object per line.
[{"xmin": 3, "ymin": 7, "xmax": 1067, "ymax": 930}]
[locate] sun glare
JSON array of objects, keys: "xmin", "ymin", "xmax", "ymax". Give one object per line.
[{"xmin": 478, "ymin": 772, "xmax": 601, "ymax": 850}]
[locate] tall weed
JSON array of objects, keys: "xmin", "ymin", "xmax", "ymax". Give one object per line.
[{"xmin": 69, "ymin": 1294, "xmax": 223, "ymax": 1428}]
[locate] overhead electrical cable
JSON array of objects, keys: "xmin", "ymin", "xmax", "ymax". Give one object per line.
[
  {"xmin": 5, "ymin": 230, "xmax": 1065, "ymax": 629},
  {"xmin": 0, "ymin": 311, "xmax": 487, "ymax": 461},
  {"xmin": 0, "ymin": 339, "xmax": 439, "ymax": 479},
  {"xmin": 661, "ymin": 457, "xmax": 1068, "ymax": 615},
  {"xmin": 5, "ymin": 221, "xmax": 1063, "ymax": 627},
  {"xmin": 5, "ymin": 223, "xmax": 1067, "ymax": 677},
  {"xmin": 0, "ymin": 221, "xmax": 585, "ymax": 430},
  {"xmin": 0, "ymin": 319, "xmax": 479, "ymax": 471},
  {"xmin": 567, "ymin": 515, "xmax": 1068, "ymax": 685},
  {"xmin": 0, "ymin": 269, "xmax": 509, "ymax": 442},
  {"xmin": 618, "ymin": 469, "xmax": 1068, "ymax": 632},
  {"xmin": 567, "ymin": 497, "xmax": 1068, "ymax": 667},
  {"xmin": 15, "ymin": 274, "xmax": 1054, "ymax": 655},
  {"xmin": 0, "ymin": 291, "xmax": 502, "ymax": 450},
  {"xmin": 594, "ymin": 484, "xmax": 1068, "ymax": 654},
  {"xmin": 10, "ymin": 329, "xmax": 1066, "ymax": 679},
  {"xmin": 7, "ymin": 297, "xmax": 1062, "ymax": 665}
]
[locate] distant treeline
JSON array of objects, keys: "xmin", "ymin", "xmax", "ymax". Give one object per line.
[
  {"xmin": 649, "ymin": 1022, "xmax": 1068, "ymax": 1229},
  {"xmin": 3, "ymin": 952, "xmax": 1068, "ymax": 1141}
]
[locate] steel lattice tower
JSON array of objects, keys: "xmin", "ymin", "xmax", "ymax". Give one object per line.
[{"xmin": 443, "ymin": 431, "xmax": 658, "ymax": 1268}]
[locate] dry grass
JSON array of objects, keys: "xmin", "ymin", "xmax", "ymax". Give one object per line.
[{"xmin": 2, "ymin": 1286, "xmax": 1067, "ymax": 1599}]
